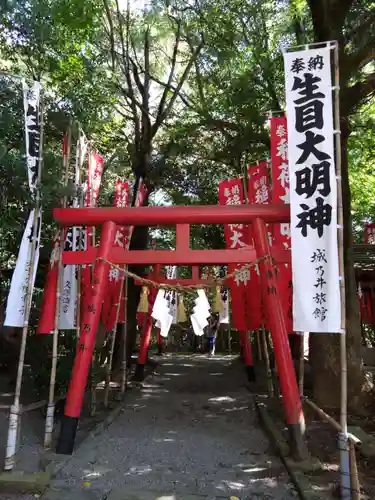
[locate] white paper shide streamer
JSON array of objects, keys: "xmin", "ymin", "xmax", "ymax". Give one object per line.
[
  {"xmin": 152, "ymin": 292, "xmax": 173, "ymax": 338},
  {"xmin": 284, "ymin": 47, "xmax": 340, "ymax": 332},
  {"xmin": 4, "ymin": 210, "xmax": 42, "ymax": 327},
  {"xmin": 153, "ymin": 265, "xmax": 177, "ymax": 337},
  {"xmin": 190, "ymin": 289, "xmax": 211, "ymax": 336}
]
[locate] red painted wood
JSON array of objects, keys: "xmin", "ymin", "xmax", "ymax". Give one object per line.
[
  {"xmin": 176, "ymin": 224, "xmax": 190, "ymax": 249},
  {"xmin": 252, "ymin": 217, "xmax": 304, "ymax": 427},
  {"xmin": 53, "ymin": 204, "xmax": 290, "ymax": 227},
  {"xmin": 62, "ymin": 247, "xmax": 291, "ymax": 266},
  {"xmin": 241, "ymin": 332, "xmax": 254, "ymax": 366},
  {"xmin": 64, "ymin": 221, "xmax": 117, "ymax": 418}
]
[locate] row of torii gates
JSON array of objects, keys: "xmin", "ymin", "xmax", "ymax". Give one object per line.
[{"xmin": 53, "ymin": 203, "xmax": 306, "ymax": 460}]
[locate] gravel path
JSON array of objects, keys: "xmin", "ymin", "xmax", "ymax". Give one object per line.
[{"xmin": 44, "ymin": 354, "xmax": 297, "ymax": 499}]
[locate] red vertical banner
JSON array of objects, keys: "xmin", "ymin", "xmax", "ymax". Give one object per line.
[
  {"xmin": 37, "ymin": 232, "xmax": 62, "ymax": 334},
  {"xmin": 247, "ymin": 161, "xmax": 271, "ymax": 330},
  {"xmin": 270, "ymin": 116, "xmax": 293, "ymax": 334},
  {"xmin": 218, "ymin": 178, "xmax": 259, "ymax": 332},
  {"xmin": 38, "ymin": 133, "xmax": 69, "ymax": 334},
  {"xmin": 81, "ymin": 151, "xmax": 105, "ymax": 318},
  {"xmin": 102, "ymin": 181, "xmax": 130, "ymax": 330},
  {"xmin": 364, "ymin": 224, "xmax": 375, "ymax": 244}
]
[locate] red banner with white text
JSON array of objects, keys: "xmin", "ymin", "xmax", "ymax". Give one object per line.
[
  {"xmin": 38, "ymin": 132, "xmax": 70, "ymax": 334},
  {"xmin": 364, "ymin": 224, "xmax": 375, "ymax": 244},
  {"xmin": 80, "ymin": 151, "xmax": 105, "ymax": 318},
  {"xmin": 218, "ymin": 178, "xmax": 259, "ymax": 332},
  {"xmin": 247, "ymin": 161, "xmax": 271, "ymax": 330},
  {"xmin": 270, "ymin": 116, "xmax": 293, "ymax": 334},
  {"xmin": 102, "ymin": 180, "xmax": 130, "ymax": 330}
]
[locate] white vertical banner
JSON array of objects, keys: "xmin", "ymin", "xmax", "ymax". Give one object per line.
[
  {"xmin": 219, "ymin": 288, "xmax": 229, "ymax": 324},
  {"xmin": 59, "ymin": 133, "xmax": 87, "ymax": 330},
  {"xmin": 284, "ymin": 46, "xmax": 341, "ymax": 332},
  {"xmin": 4, "ymin": 210, "xmax": 42, "ymax": 327},
  {"xmin": 59, "ymin": 226, "xmax": 77, "ymax": 329},
  {"xmin": 23, "ymin": 81, "xmax": 42, "ymax": 193},
  {"xmin": 218, "ymin": 266, "xmax": 229, "ymax": 325},
  {"xmin": 4, "ymin": 81, "xmax": 43, "ymax": 327},
  {"xmin": 165, "ymin": 266, "xmax": 177, "ymax": 324}
]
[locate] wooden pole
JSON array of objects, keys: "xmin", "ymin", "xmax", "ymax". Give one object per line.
[
  {"xmin": 298, "ymin": 332, "xmax": 305, "ymax": 397},
  {"xmin": 349, "ymin": 440, "xmax": 360, "ymax": 500},
  {"xmin": 88, "ymin": 145, "xmax": 99, "ymax": 417},
  {"xmin": 43, "ymin": 124, "xmax": 72, "ymax": 449},
  {"xmin": 5, "ymin": 84, "xmax": 44, "ymax": 471},
  {"xmin": 304, "ymin": 397, "xmax": 360, "ymax": 498},
  {"xmin": 120, "ymin": 180, "xmax": 145, "ymax": 392},
  {"xmin": 261, "ymin": 327, "xmax": 274, "ymax": 396},
  {"xmin": 120, "ymin": 269, "xmax": 129, "ymax": 394},
  {"xmin": 103, "ymin": 265, "xmax": 126, "ymax": 407},
  {"xmin": 332, "ymin": 41, "xmax": 350, "ymax": 500},
  {"xmin": 75, "ymin": 127, "xmax": 85, "ymax": 343},
  {"xmin": 256, "ymin": 331, "xmax": 262, "ymax": 361},
  {"xmin": 226, "ymin": 272, "xmax": 231, "ymax": 354}
]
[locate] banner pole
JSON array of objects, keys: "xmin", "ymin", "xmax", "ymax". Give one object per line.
[
  {"xmin": 104, "ymin": 265, "xmax": 125, "ymax": 407},
  {"xmin": 241, "ymin": 172, "xmax": 256, "ymax": 376},
  {"xmin": 121, "ymin": 179, "xmax": 145, "ymax": 390},
  {"xmin": 120, "ymin": 268, "xmax": 129, "ymax": 394},
  {"xmin": 261, "ymin": 327, "xmax": 274, "ymax": 397},
  {"xmin": 4, "ymin": 84, "xmax": 44, "ymax": 471},
  {"xmin": 76, "ymin": 126, "xmax": 85, "ymax": 343},
  {"xmin": 227, "ymin": 291, "xmax": 232, "ymax": 354},
  {"xmin": 332, "ymin": 41, "xmax": 351, "ymax": 500},
  {"xmin": 43, "ymin": 124, "xmax": 72, "ymax": 449},
  {"xmin": 298, "ymin": 332, "xmax": 305, "ymax": 397}
]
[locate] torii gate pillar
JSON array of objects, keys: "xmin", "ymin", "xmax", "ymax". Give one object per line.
[
  {"xmin": 253, "ymin": 217, "xmax": 307, "ymax": 461},
  {"xmin": 56, "ymin": 221, "xmax": 117, "ymax": 455}
]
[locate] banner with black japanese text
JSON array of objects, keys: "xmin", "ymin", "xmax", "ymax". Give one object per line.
[
  {"xmin": 270, "ymin": 116, "xmax": 294, "ymax": 334},
  {"xmin": 219, "ymin": 265, "xmax": 229, "ymax": 324},
  {"xmin": 247, "ymin": 162, "xmax": 271, "ymax": 330},
  {"xmin": 4, "ymin": 210, "xmax": 42, "ymax": 327},
  {"xmin": 23, "ymin": 81, "xmax": 42, "ymax": 193},
  {"xmin": 5, "ymin": 81, "xmax": 43, "ymax": 327},
  {"xmin": 102, "ymin": 180, "xmax": 130, "ymax": 330},
  {"xmin": 284, "ymin": 46, "xmax": 341, "ymax": 332},
  {"xmin": 218, "ymin": 178, "xmax": 254, "ymax": 332}
]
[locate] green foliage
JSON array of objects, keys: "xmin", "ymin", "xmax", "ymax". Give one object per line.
[{"xmin": 349, "ymin": 102, "xmax": 375, "ymax": 241}]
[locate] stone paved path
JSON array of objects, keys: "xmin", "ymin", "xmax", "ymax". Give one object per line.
[{"xmin": 42, "ymin": 354, "xmax": 297, "ymax": 500}]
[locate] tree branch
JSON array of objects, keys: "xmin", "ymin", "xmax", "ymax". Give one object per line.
[
  {"xmin": 154, "ymin": 20, "xmax": 182, "ymax": 128},
  {"xmin": 102, "ymin": 0, "xmax": 116, "ymax": 71},
  {"xmin": 115, "ymin": 0, "xmax": 141, "ymax": 148},
  {"xmin": 152, "ymin": 36, "xmax": 204, "ymax": 137},
  {"xmin": 141, "ymin": 27, "xmax": 151, "ymax": 163},
  {"xmin": 347, "ymin": 72, "xmax": 375, "ymax": 114}
]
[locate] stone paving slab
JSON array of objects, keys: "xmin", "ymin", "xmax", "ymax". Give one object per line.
[
  {"xmin": 106, "ymin": 491, "xmax": 229, "ymax": 500},
  {"xmin": 44, "ymin": 355, "xmax": 297, "ymax": 499}
]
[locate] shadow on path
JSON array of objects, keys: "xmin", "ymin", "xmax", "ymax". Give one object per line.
[{"xmin": 49, "ymin": 355, "xmax": 297, "ymax": 499}]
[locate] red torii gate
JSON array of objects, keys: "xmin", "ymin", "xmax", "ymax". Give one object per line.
[{"xmin": 53, "ymin": 204, "xmax": 307, "ymax": 460}]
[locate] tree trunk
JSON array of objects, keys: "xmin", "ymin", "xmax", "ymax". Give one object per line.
[{"xmin": 310, "ymin": 121, "xmax": 372, "ymax": 411}]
